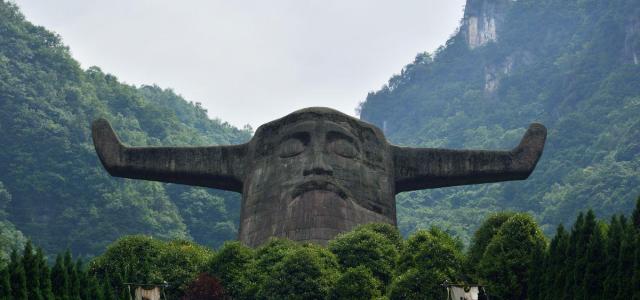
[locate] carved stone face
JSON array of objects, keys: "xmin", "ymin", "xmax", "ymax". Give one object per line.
[{"xmin": 239, "ymin": 109, "xmax": 396, "ymax": 246}]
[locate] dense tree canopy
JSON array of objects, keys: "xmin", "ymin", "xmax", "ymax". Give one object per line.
[
  {"xmin": 360, "ymin": 0, "xmax": 640, "ymax": 242},
  {"xmin": 0, "ymin": 0, "xmax": 251, "ymax": 258}
]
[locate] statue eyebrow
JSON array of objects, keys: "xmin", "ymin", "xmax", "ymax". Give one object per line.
[{"xmin": 323, "ymin": 122, "xmax": 358, "ymax": 143}]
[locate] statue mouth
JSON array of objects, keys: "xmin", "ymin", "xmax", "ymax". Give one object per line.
[{"xmin": 291, "ymin": 178, "xmax": 348, "ymax": 200}]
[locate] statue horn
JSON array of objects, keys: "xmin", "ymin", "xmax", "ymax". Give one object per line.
[
  {"xmin": 92, "ymin": 118, "xmax": 248, "ymax": 192},
  {"xmin": 392, "ymin": 123, "xmax": 547, "ymax": 193}
]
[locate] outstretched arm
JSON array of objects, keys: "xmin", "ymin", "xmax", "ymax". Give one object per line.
[
  {"xmin": 92, "ymin": 118, "xmax": 248, "ymax": 192},
  {"xmin": 392, "ymin": 123, "xmax": 546, "ymax": 193}
]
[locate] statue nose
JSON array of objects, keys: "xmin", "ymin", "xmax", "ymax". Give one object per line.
[{"xmin": 303, "ymin": 152, "xmax": 333, "ymax": 176}]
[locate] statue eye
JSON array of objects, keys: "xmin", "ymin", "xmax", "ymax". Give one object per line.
[
  {"xmin": 330, "ymin": 139, "xmax": 359, "ymax": 159},
  {"xmin": 279, "ymin": 137, "xmax": 306, "ymax": 158}
]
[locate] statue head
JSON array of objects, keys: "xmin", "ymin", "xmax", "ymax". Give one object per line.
[
  {"xmin": 93, "ymin": 107, "xmax": 546, "ymax": 247},
  {"xmin": 241, "ymin": 108, "xmax": 395, "ymax": 245}
]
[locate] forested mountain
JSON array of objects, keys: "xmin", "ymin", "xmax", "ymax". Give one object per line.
[
  {"xmin": 0, "ymin": 1, "xmax": 251, "ymax": 258},
  {"xmin": 360, "ymin": 0, "xmax": 640, "ymax": 240}
]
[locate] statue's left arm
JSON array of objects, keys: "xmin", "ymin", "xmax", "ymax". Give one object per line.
[
  {"xmin": 392, "ymin": 123, "xmax": 546, "ymax": 193},
  {"xmin": 92, "ymin": 118, "xmax": 247, "ymax": 192}
]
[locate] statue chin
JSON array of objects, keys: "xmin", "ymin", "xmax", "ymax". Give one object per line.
[{"xmin": 272, "ymin": 190, "xmax": 391, "ymax": 245}]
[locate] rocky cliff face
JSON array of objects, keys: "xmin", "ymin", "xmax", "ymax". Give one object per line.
[{"xmin": 462, "ymin": 0, "xmax": 512, "ymax": 49}]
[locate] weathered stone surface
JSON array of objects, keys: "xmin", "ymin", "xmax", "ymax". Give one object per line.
[{"xmin": 92, "ymin": 107, "xmax": 546, "ymax": 247}]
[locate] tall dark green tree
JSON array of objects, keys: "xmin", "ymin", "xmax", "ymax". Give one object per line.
[
  {"xmin": 603, "ymin": 216, "xmax": 623, "ymax": 298},
  {"xmin": 574, "ymin": 210, "xmax": 597, "ymax": 299},
  {"xmin": 583, "ymin": 223, "xmax": 606, "ymax": 300},
  {"xmin": 22, "ymin": 241, "xmax": 43, "ymax": 300},
  {"xmin": 615, "ymin": 221, "xmax": 636, "ymax": 299},
  {"xmin": 632, "ymin": 234, "xmax": 640, "ymax": 300},
  {"xmin": 51, "ymin": 254, "xmax": 69, "ymax": 300},
  {"xmin": 8, "ymin": 249, "xmax": 27, "ymax": 300},
  {"xmin": 632, "ymin": 196, "xmax": 640, "ymax": 231},
  {"xmin": 527, "ymin": 243, "xmax": 546, "ymax": 300},
  {"xmin": 36, "ymin": 247, "xmax": 54, "ymax": 300},
  {"xmin": 542, "ymin": 224, "xmax": 569, "ymax": 300},
  {"xmin": 86, "ymin": 275, "xmax": 104, "ymax": 300},
  {"xmin": 258, "ymin": 246, "xmax": 339, "ymax": 300},
  {"xmin": 478, "ymin": 214, "xmax": 546, "ymax": 300},
  {"xmin": 328, "ymin": 226, "xmax": 398, "ymax": 288},
  {"xmin": 0, "ymin": 263, "xmax": 10, "ymax": 300},
  {"xmin": 466, "ymin": 212, "xmax": 515, "ymax": 276},
  {"xmin": 562, "ymin": 212, "xmax": 583, "ymax": 300}
]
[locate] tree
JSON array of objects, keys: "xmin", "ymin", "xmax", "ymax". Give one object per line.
[
  {"xmin": 527, "ymin": 242, "xmax": 545, "ymax": 300},
  {"xmin": 35, "ymin": 248, "xmax": 54, "ymax": 300},
  {"xmin": 467, "ymin": 212, "xmax": 515, "ymax": 276},
  {"xmin": 353, "ymin": 222, "xmax": 404, "ymax": 251},
  {"xmin": 542, "ymin": 224, "xmax": 569, "ymax": 300},
  {"xmin": 631, "ymin": 234, "xmax": 640, "ymax": 300},
  {"xmin": 258, "ymin": 246, "xmax": 338, "ymax": 300},
  {"xmin": 207, "ymin": 241, "xmax": 255, "ymax": 299},
  {"xmin": 8, "ymin": 249, "xmax": 27, "ymax": 300},
  {"xmin": 0, "ymin": 264, "xmax": 10, "ymax": 300},
  {"xmin": 583, "ymin": 223, "xmax": 606, "ymax": 300},
  {"xmin": 603, "ymin": 216, "xmax": 623, "ymax": 298},
  {"xmin": 388, "ymin": 268, "xmax": 447, "ymax": 300},
  {"xmin": 329, "ymin": 266, "xmax": 381, "ymax": 300},
  {"xmin": 389, "ymin": 227, "xmax": 463, "ymax": 300},
  {"xmin": 86, "ymin": 275, "xmax": 104, "ymax": 300},
  {"xmin": 478, "ymin": 213, "xmax": 546, "ymax": 300},
  {"xmin": 22, "ymin": 241, "xmax": 43, "ymax": 300},
  {"xmin": 51, "ymin": 254, "xmax": 69, "ymax": 300},
  {"xmin": 89, "ymin": 236, "xmax": 214, "ymax": 298},
  {"xmin": 181, "ymin": 273, "xmax": 225, "ymax": 300},
  {"xmin": 562, "ymin": 212, "xmax": 584, "ymax": 300},
  {"xmin": 328, "ymin": 226, "xmax": 398, "ymax": 289},
  {"xmin": 574, "ymin": 210, "xmax": 597, "ymax": 299},
  {"xmin": 632, "ymin": 196, "xmax": 640, "ymax": 231},
  {"xmin": 615, "ymin": 221, "xmax": 636, "ymax": 299}
]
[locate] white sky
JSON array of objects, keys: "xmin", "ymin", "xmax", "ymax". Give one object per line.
[{"xmin": 14, "ymin": 0, "xmax": 465, "ymax": 128}]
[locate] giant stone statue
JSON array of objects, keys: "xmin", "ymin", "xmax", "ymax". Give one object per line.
[{"xmin": 92, "ymin": 107, "xmax": 546, "ymax": 247}]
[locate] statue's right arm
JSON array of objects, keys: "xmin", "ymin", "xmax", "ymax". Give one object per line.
[{"xmin": 92, "ymin": 118, "xmax": 247, "ymax": 192}]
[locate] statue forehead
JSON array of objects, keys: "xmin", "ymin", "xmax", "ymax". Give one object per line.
[{"xmin": 252, "ymin": 107, "xmax": 385, "ymax": 141}]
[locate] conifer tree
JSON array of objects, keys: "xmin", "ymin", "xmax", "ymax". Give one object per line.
[
  {"xmin": 543, "ymin": 224, "xmax": 569, "ymax": 300},
  {"xmin": 583, "ymin": 223, "xmax": 606, "ymax": 300},
  {"xmin": 70, "ymin": 258, "xmax": 82, "ymax": 300},
  {"xmin": 9, "ymin": 249, "xmax": 27, "ymax": 300},
  {"xmin": 36, "ymin": 248, "xmax": 54, "ymax": 300},
  {"xmin": 632, "ymin": 196, "xmax": 640, "ymax": 231},
  {"xmin": 78, "ymin": 259, "xmax": 90, "ymax": 300},
  {"xmin": 603, "ymin": 216, "xmax": 623, "ymax": 298},
  {"xmin": 103, "ymin": 279, "xmax": 117, "ymax": 300},
  {"xmin": 23, "ymin": 241, "xmax": 43, "ymax": 300},
  {"xmin": 0, "ymin": 264, "xmax": 11, "ymax": 300},
  {"xmin": 527, "ymin": 243, "xmax": 546, "ymax": 300},
  {"xmin": 51, "ymin": 254, "xmax": 69, "ymax": 300},
  {"xmin": 562, "ymin": 212, "xmax": 583, "ymax": 300},
  {"xmin": 574, "ymin": 210, "xmax": 597, "ymax": 299},
  {"xmin": 615, "ymin": 221, "xmax": 636, "ymax": 299},
  {"xmin": 631, "ymin": 234, "xmax": 640, "ymax": 300},
  {"xmin": 86, "ymin": 276, "xmax": 105, "ymax": 300}
]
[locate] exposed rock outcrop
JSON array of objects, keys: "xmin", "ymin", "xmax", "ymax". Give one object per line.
[{"xmin": 462, "ymin": 0, "xmax": 512, "ymax": 49}]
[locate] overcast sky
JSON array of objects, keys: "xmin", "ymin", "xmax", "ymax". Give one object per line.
[{"xmin": 14, "ymin": 0, "xmax": 465, "ymax": 128}]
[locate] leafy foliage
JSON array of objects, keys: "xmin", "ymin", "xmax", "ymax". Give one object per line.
[
  {"xmin": 360, "ymin": 0, "xmax": 640, "ymax": 242},
  {"xmin": 0, "ymin": 0, "xmax": 251, "ymax": 258},
  {"xmin": 89, "ymin": 235, "xmax": 213, "ymax": 298}
]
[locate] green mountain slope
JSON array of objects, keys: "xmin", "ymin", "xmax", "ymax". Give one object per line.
[
  {"xmin": 0, "ymin": 1, "xmax": 250, "ymax": 257},
  {"xmin": 360, "ymin": 0, "xmax": 640, "ymax": 240}
]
